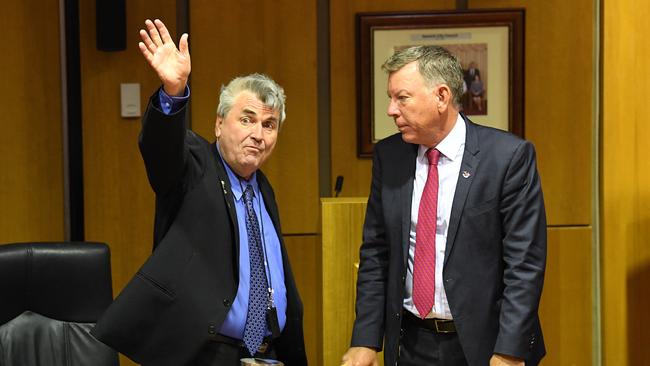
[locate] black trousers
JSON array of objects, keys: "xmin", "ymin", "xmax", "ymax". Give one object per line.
[
  {"xmin": 191, "ymin": 337, "xmax": 277, "ymax": 366},
  {"xmin": 398, "ymin": 312, "xmax": 468, "ymax": 366}
]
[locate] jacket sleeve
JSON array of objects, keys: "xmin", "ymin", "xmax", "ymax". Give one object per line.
[
  {"xmin": 493, "ymin": 140, "xmax": 547, "ymax": 358},
  {"xmin": 350, "ymin": 145, "xmax": 390, "ymax": 350},
  {"xmin": 138, "ymin": 89, "xmax": 190, "ymax": 197}
]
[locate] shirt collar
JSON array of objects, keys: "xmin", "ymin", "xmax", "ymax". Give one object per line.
[
  {"xmin": 418, "ymin": 113, "xmax": 466, "ymax": 162},
  {"xmin": 216, "ymin": 142, "xmax": 258, "ymax": 201}
]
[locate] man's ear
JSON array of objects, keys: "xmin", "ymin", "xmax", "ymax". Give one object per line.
[
  {"xmin": 436, "ymin": 85, "xmax": 452, "ymax": 111},
  {"xmin": 215, "ymin": 117, "xmax": 223, "ymax": 139}
]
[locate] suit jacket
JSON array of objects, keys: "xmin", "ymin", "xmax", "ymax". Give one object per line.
[
  {"xmin": 92, "ymin": 92, "xmax": 307, "ymax": 366},
  {"xmin": 351, "ymin": 115, "xmax": 546, "ymax": 366}
]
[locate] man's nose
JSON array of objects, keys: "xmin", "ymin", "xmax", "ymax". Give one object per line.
[
  {"xmin": 387, "ymin": 99, "xmax": 399, "ymax": 117},
  {"xmin": 250, "ymin": 123, "xmax": 263, "ymax": 140}
]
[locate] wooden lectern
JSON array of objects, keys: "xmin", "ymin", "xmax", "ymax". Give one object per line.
[{"xmin": 320, "ymin": 198, "xmax": 384, "ymax": 366}]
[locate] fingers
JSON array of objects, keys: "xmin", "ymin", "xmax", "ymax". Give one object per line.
[
  {"xmin": 340, "ymin": 352, "xmax": 350, "ymax": 366},
  {"xmin": 138, "ymin": 41, "xmax": 153, "ymax": 64},
  {"xmin": 155, "ymin": 19, "xmax": 174, "ymax": 44},
  {"xmin": 145, "ymin": 19, "xmax": 164, "ymax": 47},
  {"xmin": 139, "ymin": 28, "xmax": 157, "ymax": 54},
  {"xmin": 141, "ymin": 18, "xmax": 186, "ymax": 54},
  {"xmin": 179, "ymin": 33, "xmax": 189, "ymax": 57}
]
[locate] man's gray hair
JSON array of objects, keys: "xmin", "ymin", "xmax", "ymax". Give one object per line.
[
  {"xmin": 382, "ymin": 45, "xmax": 464, "ymax": 108},
  {"xmin": 217, "ymin": 73, "xmax": 287, "ymax": 126}
]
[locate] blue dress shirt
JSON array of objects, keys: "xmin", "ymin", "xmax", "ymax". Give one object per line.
[{"xmin": 217, "ymin": 153, "xmax": 287, "ymax": 339}]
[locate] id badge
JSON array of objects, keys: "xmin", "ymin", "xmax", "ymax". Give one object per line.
[{"xmin": 266, "ymin": 306, "xmax": 281, "ymax": 339}]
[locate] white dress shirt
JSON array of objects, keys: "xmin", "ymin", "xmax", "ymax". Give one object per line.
[{"xmin": 403, "ymin": 114, "xmax": 466, "ymax": 319}]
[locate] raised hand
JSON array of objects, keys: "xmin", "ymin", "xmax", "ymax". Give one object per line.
[{"xmin": 138, "ymin": 19, "xmax": 190, "ymax": 96}]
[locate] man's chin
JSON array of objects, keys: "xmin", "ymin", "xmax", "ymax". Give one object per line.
[
  {"xmin": 400, "ymin": 133, "xmax": 417, "ymax": 144},
  {"xmin": 242, "ymin": 159, "xmax": 264, "ymax": 172}
]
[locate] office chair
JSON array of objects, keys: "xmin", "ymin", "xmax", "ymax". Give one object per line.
[{"xmin": 0, "ymin": 242, "xmax": 119, "ymax": 366}]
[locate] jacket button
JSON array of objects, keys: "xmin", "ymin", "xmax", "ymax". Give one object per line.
[
  {"xmin": 223, "ymin": 299, "xmax": 231, "ymax": 307},
  {"xmin": 208, "ymin": 325, "xmax": 216, "ymax": 335},
  {"xmin": 395, "ymin": 312, "xmax": 400, "ymax": 318}
]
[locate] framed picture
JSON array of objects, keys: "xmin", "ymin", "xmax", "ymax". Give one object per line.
[{"xmin": 356, "ymin": 9, "xmax": 524, "ymax": 157}]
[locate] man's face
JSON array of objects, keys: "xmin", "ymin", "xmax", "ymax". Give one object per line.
[
  {"xmin": 215, "ymin": 90, "xmax": 280, "ymax": 179},
  {"xmin": 386, "ymin": 61, "xmax": 440, "ymax": 146}
]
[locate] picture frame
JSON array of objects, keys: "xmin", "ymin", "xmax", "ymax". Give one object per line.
[{"xmin": 356, "ymin": 9, "xmax": 524, "ymax": 157}]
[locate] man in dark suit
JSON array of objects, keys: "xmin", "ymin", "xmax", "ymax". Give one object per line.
[
  {"xmin": 341, "ymin": 46, "xmax": 546, "ymax": 366},
  {"xmin": 92, "ymin": 19, "xmax": 307, "ymax": 366},
  {"xmin": 463, "ymin": 61, "xmax": 480, "ymax": 93}
]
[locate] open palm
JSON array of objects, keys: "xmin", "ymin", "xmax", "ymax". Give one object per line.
[{"xmin": 138, "ymin": 19, "xmax": 191, "ymax": 96}]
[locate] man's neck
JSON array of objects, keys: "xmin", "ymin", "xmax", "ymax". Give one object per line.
[{"xmin": 426, "ymin": 111, "xmax": 460, "ymax": 148}]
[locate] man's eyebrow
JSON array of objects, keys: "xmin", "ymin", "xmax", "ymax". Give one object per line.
[
  {"xmin": 387, "ymin": 89, "xmax": 408, "ymax": 97},
  {"xmin": 242, "ymin": 107, "xmax": 278, "ymax": 122},
  {"xmin": 242, "ymin": 107, "xmax": 258, "ymax": 116}
]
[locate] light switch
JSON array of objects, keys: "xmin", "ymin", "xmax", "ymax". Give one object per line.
[{"xmin": 120, "ymin": 83, "xmax": 141, "ymax": 118}]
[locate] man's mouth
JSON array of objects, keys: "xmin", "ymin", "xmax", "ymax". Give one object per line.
[{"xmin": 244, "ymin": 146, "xmax": 262, "ymax": 153}]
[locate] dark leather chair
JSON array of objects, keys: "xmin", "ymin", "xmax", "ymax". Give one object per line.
[{"xmin": 0, "ymin": 242, "xmax": 119, "ymax": 366}]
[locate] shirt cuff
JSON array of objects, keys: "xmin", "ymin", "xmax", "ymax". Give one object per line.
[{"xmin": 158, "ymin": 85, "xmax": 190, "ymax": 115}]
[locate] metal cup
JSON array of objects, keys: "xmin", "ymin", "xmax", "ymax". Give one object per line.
[{"xmin": 240, "ymin": 358, "xmax": 284, "ymax": 366}]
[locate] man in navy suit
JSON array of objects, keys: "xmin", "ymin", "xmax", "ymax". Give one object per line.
[
  {"xmin": 342, "ymin": 46, "xmax": 547, "ymax": 366},
  {"xmin": 92, "ymin": 19, "xmax": 307, "ymax": 366}
]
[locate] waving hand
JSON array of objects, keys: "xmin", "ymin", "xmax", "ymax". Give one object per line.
[{"xmin": 138, "ymin": 19, "xmax": 190, "ymax": 96}]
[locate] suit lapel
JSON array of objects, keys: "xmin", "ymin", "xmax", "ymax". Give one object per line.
[
  {"xmin": 257, "ymin": 173, "xmax": 283, "ymax": 240},
  {"xmin": 400, "ymin": 144, "xmax": 418, "ymax": 268},
  {"xmin": 257, "ymin": 172, "xmax": 298, "ymax": 294},
  {"xmin": 444, "ymin": 115, "xmax": 480, "ymax": 268},
  {"xmin": 211, "ymin": 143, "xmax": 240, "ymax": 254}
]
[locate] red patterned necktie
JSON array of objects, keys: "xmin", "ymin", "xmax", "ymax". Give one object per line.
[{"xmin": 413, "ymin": 148, "xmax": 441, "ymax": 319}]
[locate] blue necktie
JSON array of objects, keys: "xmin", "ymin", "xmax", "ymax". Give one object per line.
[{"xmin": 242, "ymin": 184, "xmax": 268, "ymax": 356}]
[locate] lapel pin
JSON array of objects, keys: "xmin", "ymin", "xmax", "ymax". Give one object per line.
[
  {"xmin": 220, "ymin": 180, "xmax": 228, "ymax": 194},
  {"xmin": 462, "ymin": 170, "xmax": 471, "ymax": 178}
]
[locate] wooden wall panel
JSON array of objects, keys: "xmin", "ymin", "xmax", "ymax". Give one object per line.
[
  {"xmin": 284, "ymin": 235, "xmax": 322, "ymax": 366},
  {"xmin": 602, "ymin": 1, "xmax": 650, "ymax": 364},
  {"xmin": 79, "ymin": 0, "xmax": 176, "ymax": 291},
  {"xmin": 0, "ymin": 1, "xmax": 64, "ymax": 243},
  {"xmin": 331, "ymin": 0, "xmax": 593, "ymax": 226},
  {"xmin": 539, "ymin": 227, "xmax": 592, "ymax": 366},
  {"xmin": 471, "ymin": 1, "xmax": 593, "ymax": 226},
  {"xmin": 79, "ymin": 2, "xmax": 176, "ymax": 365},
  {"xmin": 190, "ymin": 0, "xmax": 319, "ymax": 235}
]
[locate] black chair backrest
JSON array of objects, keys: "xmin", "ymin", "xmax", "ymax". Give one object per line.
[{"xmin": 0, "ymin": 242, "xmax": 114, "ymax": 326}]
